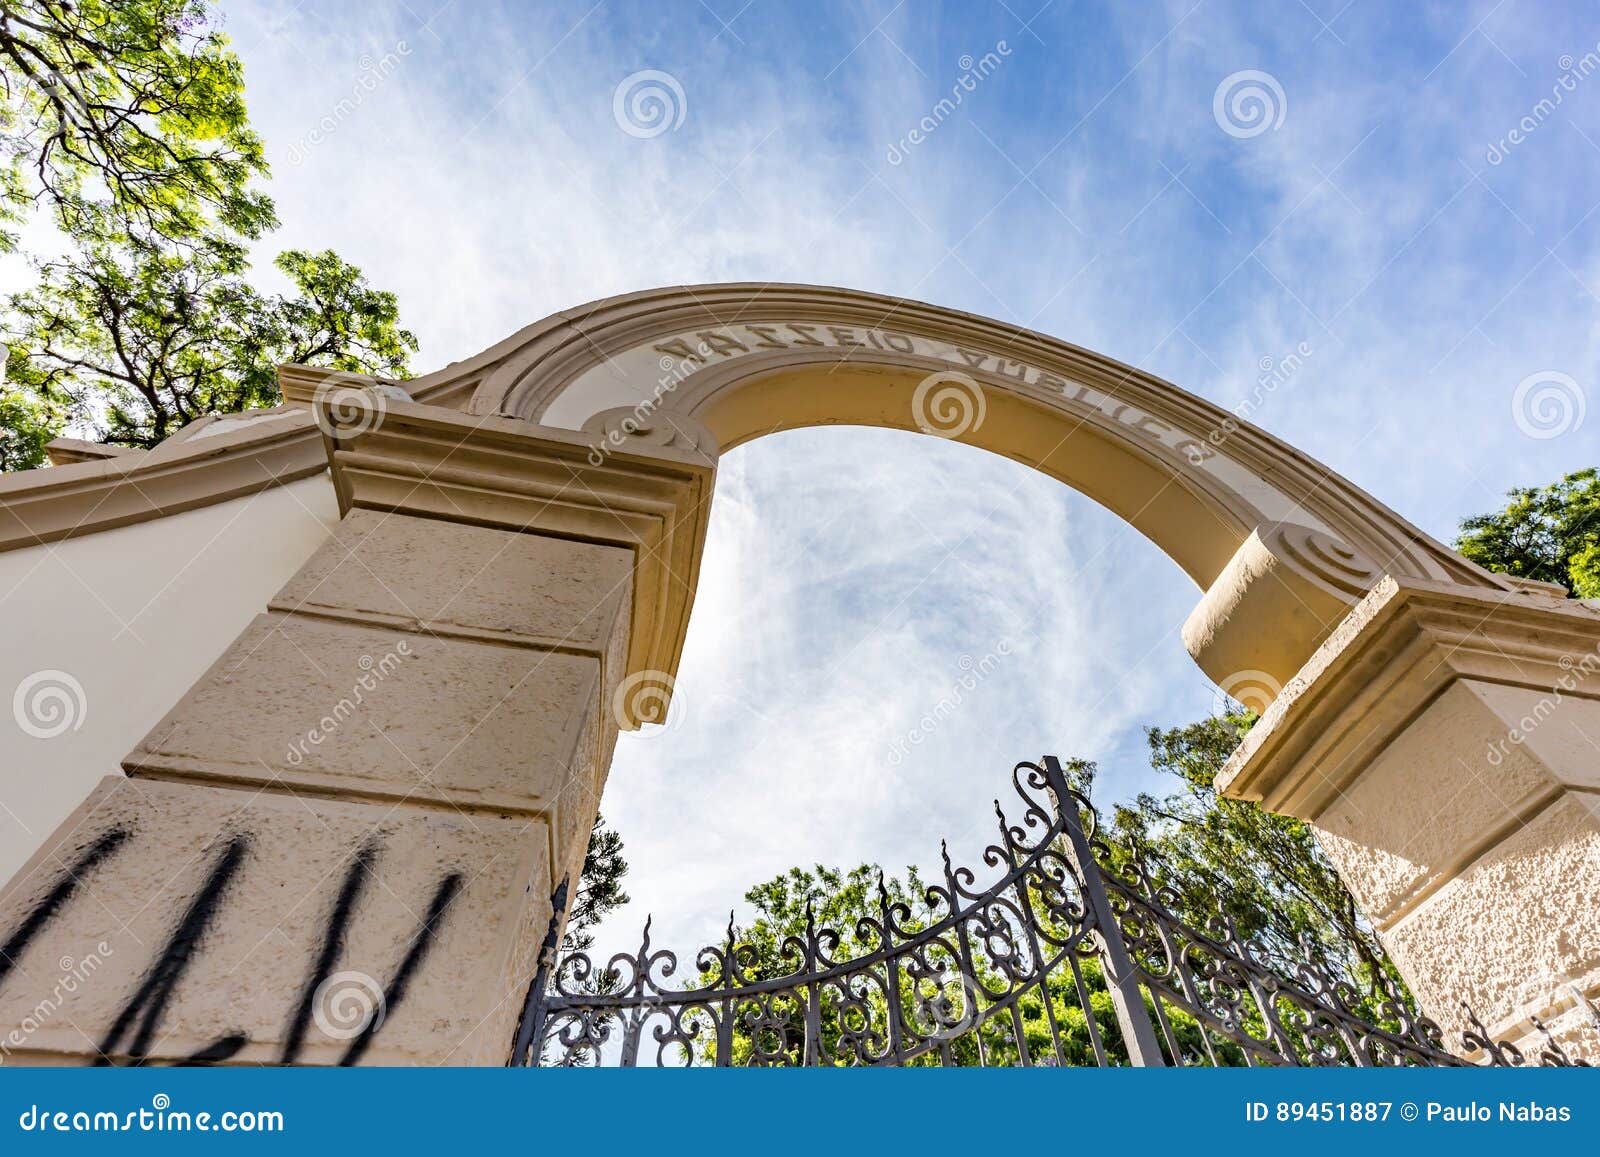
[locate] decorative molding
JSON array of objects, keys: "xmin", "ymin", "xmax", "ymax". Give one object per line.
[
  {"xmin": 1218, "ymin": 575, "xmax": 1600, "ymax": 814},
  {"xmin": 0, "ymin": 288, "xmax": 1514, "ymax": 624},
  {"xmin": 1182, "ymin": 521, "xmax": 1384, "ymax": 691},
  {"xmin": 397, "ymin": 282, "xmax": 1507, "ymax": 597},
  {"xmin": 579, "ymin": 406, "xmax": 719, "ymax": 463},
  {"xmin": 0, "ymin": 408, "xmax": 328, "ymax": 553},
  {"xmin": 316, "ymin": 398, "xmax": 714, "ymax": 724},
  {"xmin": 44, "ymin": 439, "xmax": 143, "ymax": 467}
]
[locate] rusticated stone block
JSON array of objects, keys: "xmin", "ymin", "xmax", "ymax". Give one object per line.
[{"xmin": 0, "ymin": 776, "xmax": 549, "ymax": 1066}]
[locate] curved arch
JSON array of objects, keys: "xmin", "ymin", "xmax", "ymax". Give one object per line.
[
  {"xmin": 432, "ymin": 286, "xmax": 1480, "ymax": 584},
  {"xmin": 411, "ymin": 284, "xmax": 1497, "ymax": 574}
]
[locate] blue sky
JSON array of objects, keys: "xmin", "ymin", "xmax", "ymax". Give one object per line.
[{"xmin": 215, "ymin": 0, "xmax": 1597, "ymax": 958}]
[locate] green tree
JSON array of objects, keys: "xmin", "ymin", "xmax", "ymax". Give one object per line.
[
  {"xmin": 1457, "ymin": 468, "xmax": 1600, "ymax": 598},
  {"xmin": 0, "ymin": 0, "xmax": 274, "ymax": 250},
  {"xmin": 697, "ymin": 858, "xmax": 1225, "ymax": 1067},
  {"xmin": 6, "ymin": 237, "xmax": 415, "ymax": 447},
  {"xmin": 1100, "ymin": 714, "xmax": 1399, "ymax": 993},
  {"xmin": 0, "ymin": 1, "xmax": 416, "ymax": 458},
  {"xmin": 564, "ymin": 814, "xmax": 629, "ymax": 954},
  {"xmin": 0, "ymin": 388, "xmax": 55, "ymax": 470}
]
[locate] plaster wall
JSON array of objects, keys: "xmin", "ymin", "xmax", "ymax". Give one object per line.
[{"xmin": 0, "ymin": 474, "xmax": 339, "ymax": 884}]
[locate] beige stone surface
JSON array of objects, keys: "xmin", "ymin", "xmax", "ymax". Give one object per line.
[
  {"xmin": 1476, "ymin": 681, "xmax": 1600, "ymax": 794},
  {"xmin": 319, "ymin": 401, "xmax": 713, "ymax": 724},
  {"xmin": 1380, "ymin": 793, "xmax": 1600, "ymax": 1060},
  {"xmin": 0, "ymin": 776, "xmax": 549, "ymax": 1066},
  {"xmin": 275, "ymin": 508, "xmax": 634, "ymax": 652},
  {"xmin": 1312, "ymin": 681, "xmax": 1560, "ymax": 926},
  {"xmin": 127, "ymin": 612, "xmax": 600, "ymax": 815},
  {"xmin": 1182, "ymin": 522, "xmax": 1383, "ymax": 693}
]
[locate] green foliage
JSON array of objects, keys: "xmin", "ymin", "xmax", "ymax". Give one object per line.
[
  {"xmin": 0, "ymin": 1, "xmax": 417, "ymax": 460},
  {"xmin": 1456, "ymin": 468, "xmax": 1600, "ymax": 598},
  {"xmin": 699, "ymin": 859, "xmax": 1235, "ymax": 1067},
  {"xmin": 1101, "ymin": 714, "xmax": 1400, "ymax": 999},
  {"xmin": 689, "ymin": 718, "xmax": 1408, "ymax": 1066},
  {"xmin": 565, "ymin": 814, "xmax": 629, "ymax": 954},
  {"xmin": 5, "ymin": 237, "xmax": 415, "ymax": 447},
  {"xmin": 0, "ymin": 0, "xmax": 275, "ymax": 249},
  {"xmin": 0, "ymin": 351, "xmax": 61, "ymax": 469}
]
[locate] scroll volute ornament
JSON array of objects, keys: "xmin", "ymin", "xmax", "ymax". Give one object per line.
[
  {"xmin": 1183, "ymin": 522, "xmax": 1385, "ymax": 704},
  {"xmin": 580, "ymin": 407, "xmax": 719, "ymax": 466}
]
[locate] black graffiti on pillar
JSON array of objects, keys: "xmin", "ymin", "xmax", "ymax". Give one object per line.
[
  {"xmin": 2, "ymin": 824, "xmax": 464, "ymax": 1065},
  {"xmin": 94, "ymin": 835, "xmax": 251, "ymax": 1066},
  {"xmin": 280, "ymin": 838, "xmax": 381, "ymax": 1064},
  {"xmin": 0, "ymin": 827, "xmax": 129, "ymax": 992},
  {"xmin": 337, "ymin": 871, "xmax": 463, "ymax": 1067}
]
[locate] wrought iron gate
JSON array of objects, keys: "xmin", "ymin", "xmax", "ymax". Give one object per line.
[{"xmin": 511, "ymin": 757, "xmax": 1591, "ymax": 1068}]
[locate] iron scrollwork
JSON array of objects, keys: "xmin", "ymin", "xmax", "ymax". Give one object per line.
[{"xmin": 511, "ymin": 757, "xmax": 1594, "ymax": 1068}]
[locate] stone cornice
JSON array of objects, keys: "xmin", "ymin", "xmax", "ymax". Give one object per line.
[
  {"xmin": 317, "ymin": 398, "xmax": 715, "ymax": 723},
  {"xmin": 0, "ymin": 408, "xmax": 327, "ymax": 553},
  {"xmin": 1218, "ymin": 575, "xmax": 1600, "ymax": 815}
]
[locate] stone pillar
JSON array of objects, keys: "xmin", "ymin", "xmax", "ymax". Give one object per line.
[
  {"xmin": 1219, "ymin": 576, "xmax": 1600, "ymax": 1061},
  {"xmin": 0, "ymin": 393, "xmax": 713, "ymax": 1065}
]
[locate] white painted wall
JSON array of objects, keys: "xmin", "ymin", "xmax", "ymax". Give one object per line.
[{"xmin": 0, "ymin": 474, "xmax": 340, "ymax": 885}]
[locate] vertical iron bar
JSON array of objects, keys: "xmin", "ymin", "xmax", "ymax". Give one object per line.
[
  {"xmin": 716, "ymin": 997, "xmax": 733, "ymax": 1067},
  {"xmin": 879, "ymin": 877, "xmax": 906, "ymax": 1065},
  {"xmin": 1041, "ymin": 756, "xmax": 1167, "ymax": 1068},
  {"xmin": 1067, "ymin": 953, "xmax": 1110, "ymax": 1066},
  {"xmin": 942, "ymin": 844, "xmax": 989, "ymax": 1068},
  {"xmin": 508, "ymin": 877, "xmax": 569, "ymax": 1066},
  {"xmin": 803, "ymin": 982, "xmax": 822, "ymax": 1066},
  {"xmin": 620, "ymin": 1006, "xmax": 642, "ymax": 1066}
]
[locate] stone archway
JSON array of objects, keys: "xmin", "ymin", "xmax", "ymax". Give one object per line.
[
  {"xmin": 418, "ymin": 283, "xmax": 1515, "ymax": 696},
  {"xmin": 0, "ymin": 283, "xmax": 1595, "ymax": 1064}
]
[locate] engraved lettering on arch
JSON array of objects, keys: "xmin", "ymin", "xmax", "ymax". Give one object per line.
[
  {"xmin": 651, "ymin": 338, "xmax": 703, "ymax": 365},
  {"xmin": 632, "ymin": 323, "xmax": 1225, "ymax": 471},
  {"xmin": 744, "ymin": 324, "xmax": 788, "ymax": 349},
  {"xmin": 696, "ymin": 330, "xmax": 748, "ymax": 358}
]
